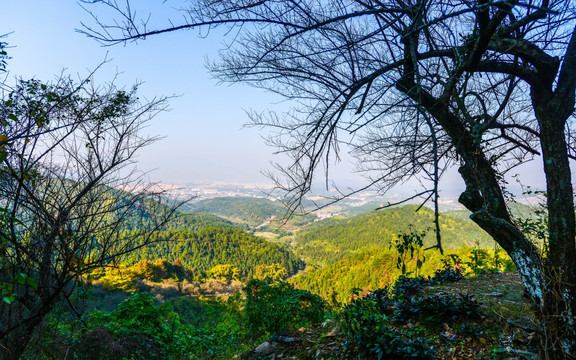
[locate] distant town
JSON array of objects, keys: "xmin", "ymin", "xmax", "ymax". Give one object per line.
[{"xmin": 162, "ymin": 181, "xmax": 467, "ymax": 212}]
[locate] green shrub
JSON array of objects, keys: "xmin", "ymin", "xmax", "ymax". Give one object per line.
[
  {"xmin": 432, "ymin": 268, "xmax": 464, "ymax": 283},
  {"xmin": 244, "ymin": 280, "xmax": 326, "ymax": 334},
  {"xmin": 465, "ymin": 248, "xmax": 492, "ymax": 275},
  {"xmin": 79, "ymin": 292, "xmax": 180, "ymax": 359},
  {"xmin": 342, "ymin": 297, "xmax": 435, "ymax": 359},
  {"xmin": 391, "ymin": 227, "xmax": 428, "ymax": 276},
  {"xmin": 393, "ymin": 275, "xmax": 433, "ymax": 298},
  {"xmin": 394, "ymin": 293, "xmax": 482, "ymax": 322}
]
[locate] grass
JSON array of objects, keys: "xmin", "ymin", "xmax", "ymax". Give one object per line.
[{"xmin": 421, "ymin": 271, "xmax": 533, "ymax": 320}]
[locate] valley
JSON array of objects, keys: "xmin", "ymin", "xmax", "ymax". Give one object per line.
[{"xmin": 19, "ymin": 195, "xmax": 539, "ymax": 359}]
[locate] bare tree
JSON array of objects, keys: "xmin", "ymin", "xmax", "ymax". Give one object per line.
[
  {"xmin": 81, "ymin": 0, "xmax": 576, "ymax": 356},
  {"xmin": 0, "ymin": 75, "xmax": 176, "ymax": 359}
]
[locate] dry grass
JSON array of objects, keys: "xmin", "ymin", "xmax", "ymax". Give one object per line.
[
  {"xmin": 421, "ymin": 271, "xmax": 533, "ymax": 322},
  {"xmin": 254, "ymin": 232, "xmax": 280, "ymax": 240}
]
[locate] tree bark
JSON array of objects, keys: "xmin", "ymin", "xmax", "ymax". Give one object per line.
[
  {"xmin": 398, "ymin": 55, "xmax": 576, "ymax": 359},
  {"xmin": 1, "ymin": 294, "xmax": 59, "ymax": 360},
  {"xmin": 532, "ymin": 91, "xmax": 576, "ymax": 358}
]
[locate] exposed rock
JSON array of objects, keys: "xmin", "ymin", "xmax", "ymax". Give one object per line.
[
  {"xmin": 325, "ymin": 326, "xmax": 340, "ymax": 337},
  {"xmin": 321, "ymin": 319, "xmax": 335, "ymax": 328},
  {"xmin": 254, "ymin": 341, "xmax": 277, "ymax": 355},
  {"xmin": 506, "ymin": 318, "xmax": 537, "ymax": 332},
  {"xmin": 486, "ymin": 291, "xmax": 504, "ymax": 297},
  {"xmin": 279, "ymin": 336, "xmax": 298, "ymax": 343}
]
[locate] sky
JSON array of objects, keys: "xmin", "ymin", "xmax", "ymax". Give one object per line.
[
  {"xmin": 2, "ymin": 1, "xmax": 293, "ymax": 186},
  {"xmin": 2, "ymin": 1, "xmax": 547, "ymax": 199}
]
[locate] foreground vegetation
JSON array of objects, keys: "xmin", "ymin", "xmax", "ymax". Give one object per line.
[
  {"xmin": 12, "ymin": 221, "xmax": 533, "ymax": 360},
  {"xmin": 20, "ymin": 253, "xmax": 535, "ymax": 360},
  {"xmin": 2, "ymin": 196, "xmax": 537, "ymax": 359}
]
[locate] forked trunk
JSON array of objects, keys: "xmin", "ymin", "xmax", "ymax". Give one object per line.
[{"xmin": 469, "ymin": 201, "xmax": 576, "ymax": 358}]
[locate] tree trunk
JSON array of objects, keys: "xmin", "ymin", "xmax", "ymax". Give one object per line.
[
  {"xmin": 399, "ymin": 76, "xmax": 576, "ymax": 358},
  {"xmin": 0, "ymin": 285, "xmax": 61, "ymax": 359},
  {"xmin": 534, "ymin": 95, "xmax": 576, "ymax": 358},
  {"xmin": 1, "ymin": 307, "xmax": 49, "ymax": 360}
]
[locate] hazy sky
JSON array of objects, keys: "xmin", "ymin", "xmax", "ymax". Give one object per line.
[
  {"xmin": 2, "ymin": 1, "xmax": 547, "ymax": 197},
  {"xmin": 3, "ymin": 1, "xmax": 294, "ymax": 186}
]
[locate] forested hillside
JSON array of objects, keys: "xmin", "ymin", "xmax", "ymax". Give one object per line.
[
  {"xmin": 293, "ymin": 205, "xmax": 494, "ymax": 266},
  {"xmin": 123, "ymin": 227, "xmax": 305, "ymax": 279},
  {"xmin": 165, "ymin": 211, "xmax": 241, "ymax": 231},
  {"xmin": 184, "ymin": 197, "xmax": 316, "ymax": 229},
  {"xmin": 184, "ymin": 197, "xmax": 286, "ymax": 227},
  {"xmin": 291, "ymin": 246, "xmax": 514, "ymax": 304},
  {"xmin": 444, "ymin": 202, "xmax": 536, "ymax": 221}
]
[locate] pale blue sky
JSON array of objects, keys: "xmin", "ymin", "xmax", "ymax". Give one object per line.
[
  {"xmin": 2, "ymin": 1, "xmax": 546, "ymax": 197},
  {"xmin": 2, "ymin": 1, "xmax": 294, "ymax": 185}
]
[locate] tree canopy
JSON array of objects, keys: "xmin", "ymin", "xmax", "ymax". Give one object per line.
[{"xmin": 0, "ymin": 73, "xmax": 174, "ymax": 359}]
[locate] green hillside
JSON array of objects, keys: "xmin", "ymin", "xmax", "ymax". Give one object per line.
[
  {"xmin": 291, "ymin": 246, "xmax": 514, "ymax": 304},
  {"xmin": 124, "ymin": 227, "xmax": 305, "ymax": 278},
  {"xmin": 443, "ymin": 201, "xmax": 537, "ymax": 221},
  {"xmin": 338, "ymin": 201, "xmax": 387, "ymax": 216},
  {"xmin": 293, "ymin": 205, "xmax": 494, "ymax": 266},
  {"xmin": 165, "ymin": 211, "xmax": 241, "ymax": 231},
  {"xmin": 441, "ymin": 209, "xmax": 471, "ymax": 221},
  {"xmin": 292, "ymin": 248, "xmax": 401, "ymax": 303},
  {"xmin": 184, "ymin": 196, "xmax": 317, "ymax": 230}
]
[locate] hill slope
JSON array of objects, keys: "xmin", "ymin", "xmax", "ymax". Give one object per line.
[
  {"xmin": 125, "ymin": 227, "xmax": 305, "ymax": 279},
  {"xmin": 184, "ymin": 196, "xmax": 317, "ymax": 230},
  {"xmin": 293, "ymin": 205, "xmax": 494, "ymax": 266},
  {"xmin": 165, "ymin": 211, "xmax": 241, "ymax": 231},
  {"xmin": 290, "ymin": 245, "xmax": 514, "ymax": 304},
  {"xmin": 443, "ymin": 201, "xmax": 537, "ymax": 221}
]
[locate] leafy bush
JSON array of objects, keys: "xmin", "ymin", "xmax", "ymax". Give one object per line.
[
  {"xmin": 244, "ymin": 280, "xmax": 326, "ymax": 334},
  {"xmin": 345, "ymin": 324, "xmax": 436, "ymax": 360},
  {"xmin": 393, "ymin": 275, "xmax": 434, "ymax": 298},
  {"xmin": 391, "ymin": 227, "xmax": 428, "ymax": 276},
  {"xmin": 434, "ymin": 254, "xmax": 465, "ymax": 283},
  {"xmin": 343, "ymin": 294, "xmax": 390, "ymax": 329},
  {"xmin": 394, "ymin": 293, "xmax": 482, "ymax": 322},
  {"xmin": 433, "ymin": 268, "xmax": 464, "ymax": 283},
  {"xmin": 465, "ymin": 248, "xmax": 492, "ymax": 275},
  {"xmin": 393, "ymin": 259, "xmax": 465, "ymax": 299},
  {"xmin": 342, "ymin": 297, "xmax": 435, "ymax": 359},
  {"xmin": 78, "ymin": 292, "xmax": 180, "ymax": 359}
]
